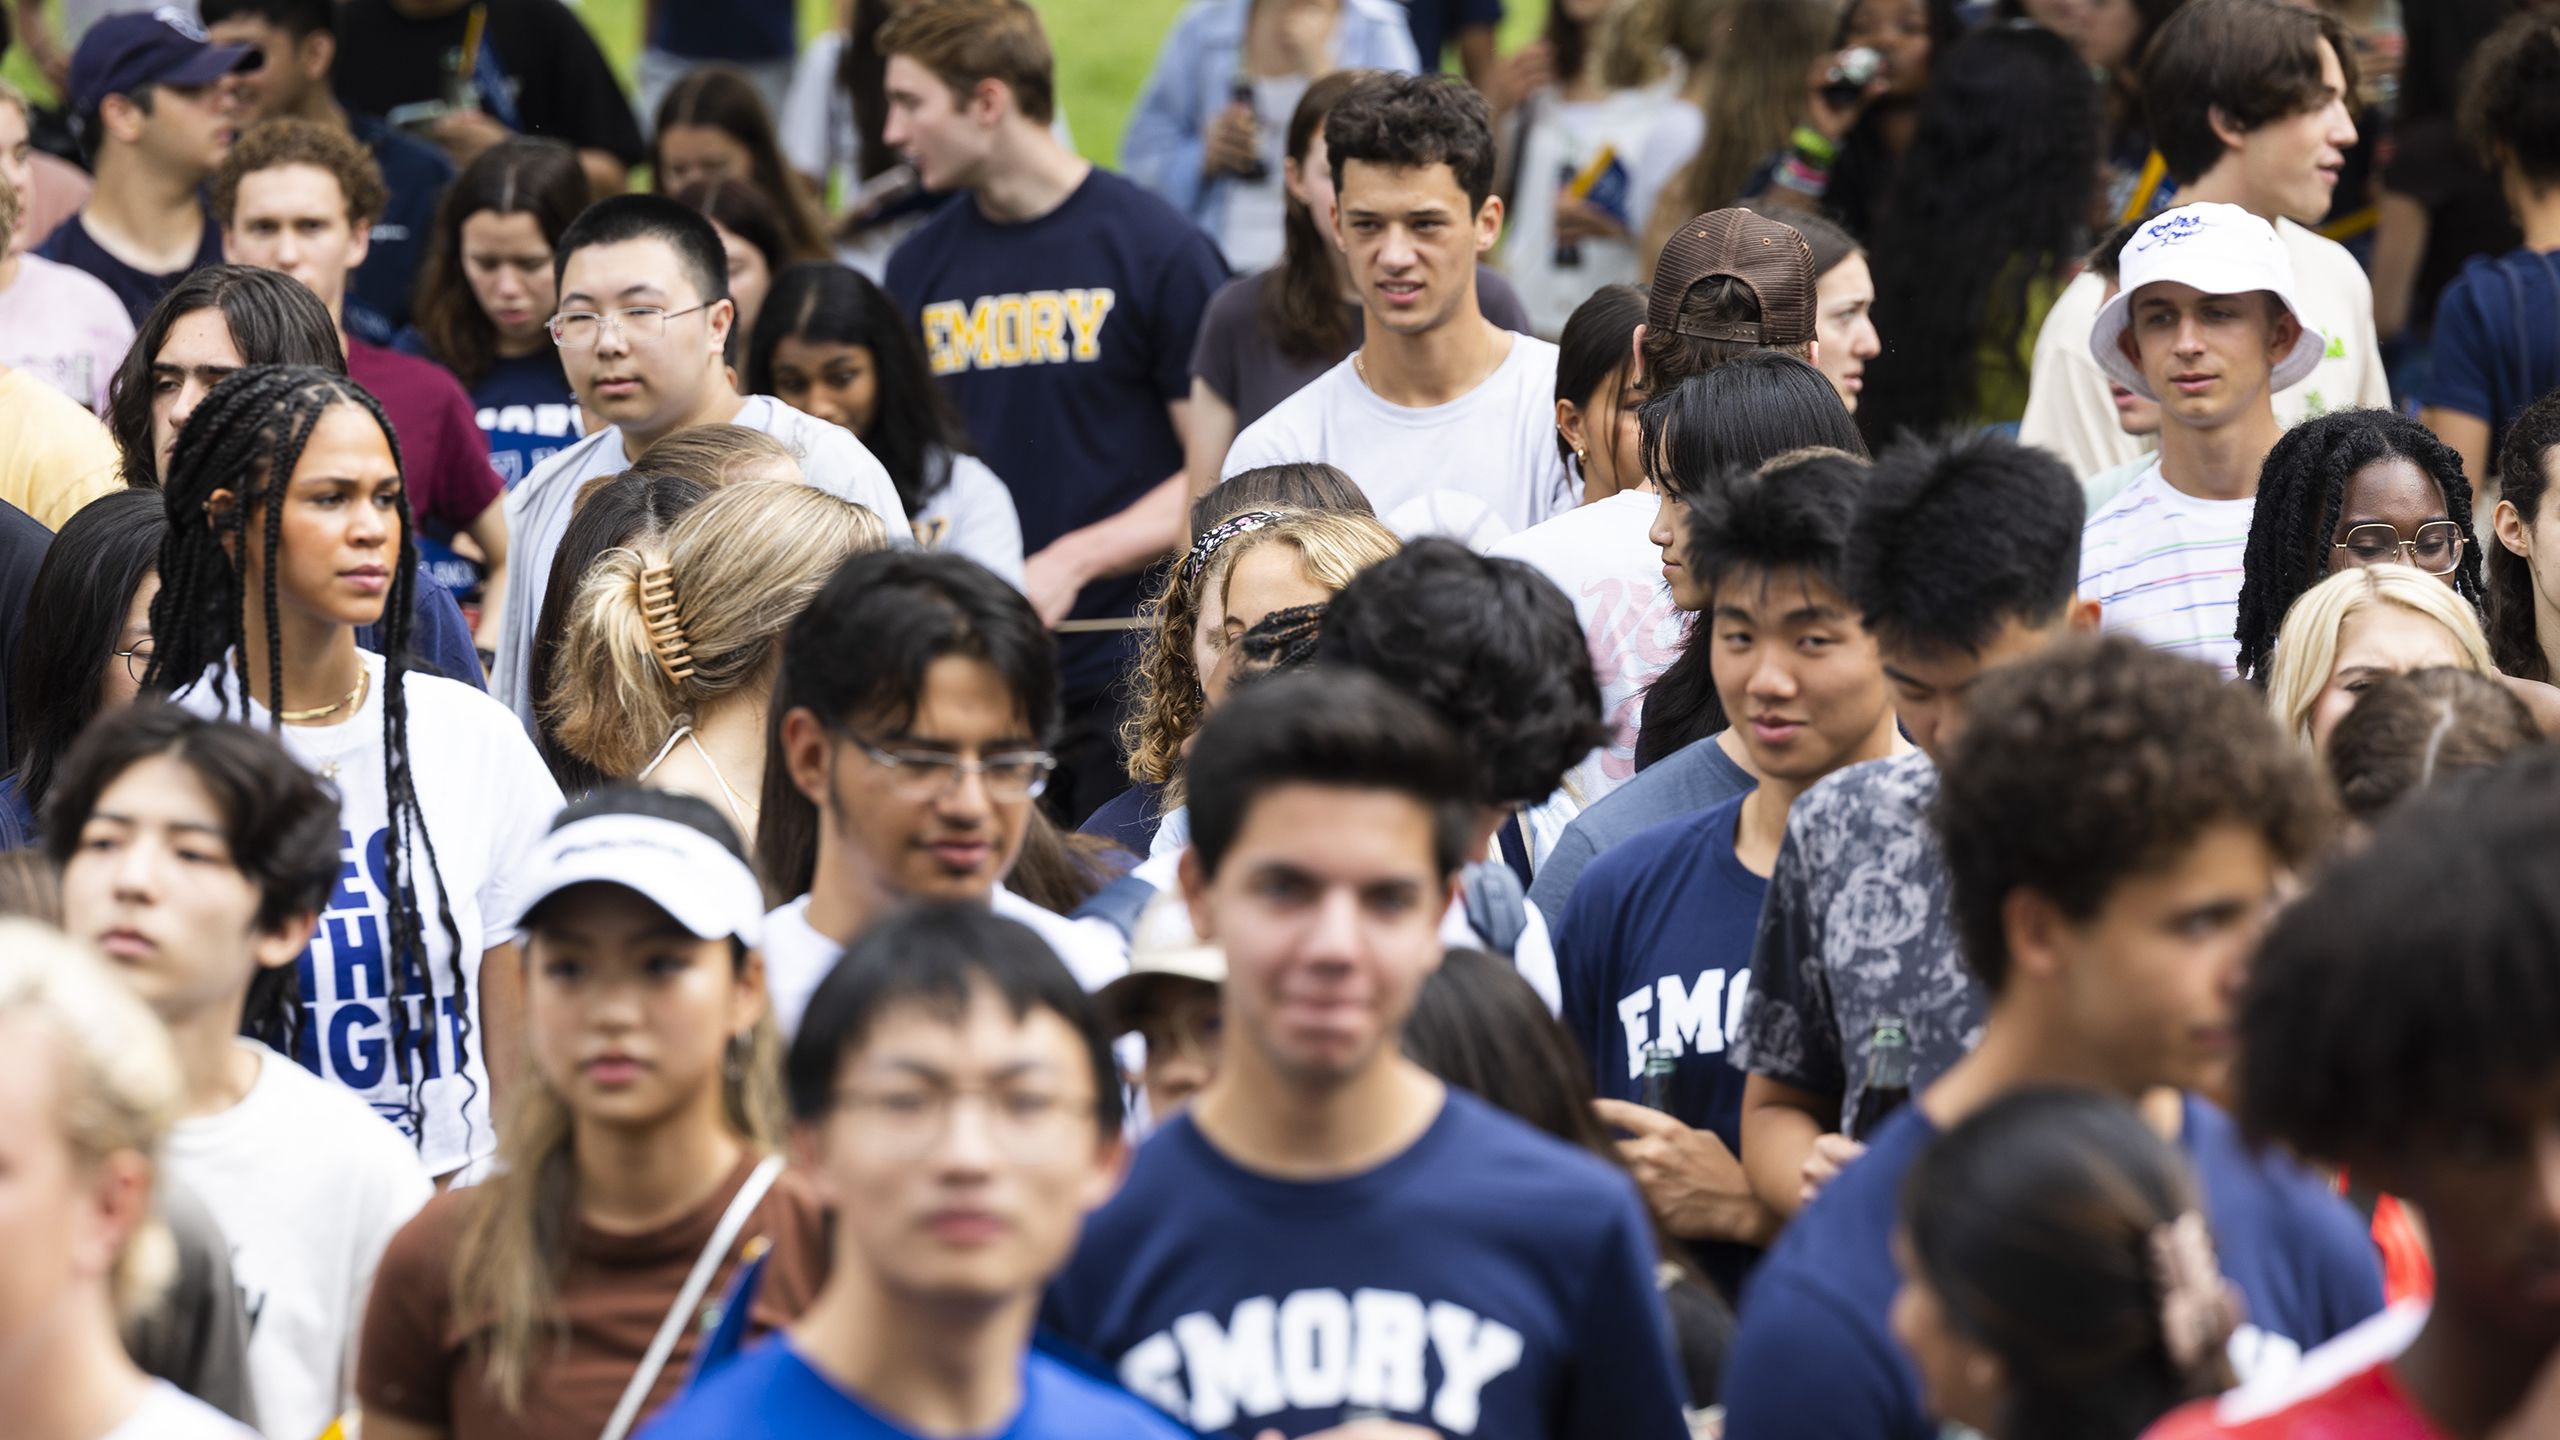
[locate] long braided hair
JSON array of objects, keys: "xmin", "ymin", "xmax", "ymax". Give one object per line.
[
  {"xmin": 2234, "ymin": 409, "xmax": 2488, "ymax": 685},
  {"xmin": 141, "ymin": 364, "xmax": 470, "ymax": 1147}
]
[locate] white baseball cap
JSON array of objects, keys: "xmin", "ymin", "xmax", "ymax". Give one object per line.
[
  {"xmin": 2088, "ymin": 202, "xmax": 2328, "ymax": 402},
  {"xmin": 512, "ymin": 810, "xmax": 766, "ymax": 947}
]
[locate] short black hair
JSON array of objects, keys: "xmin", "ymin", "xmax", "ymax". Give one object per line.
[
  {"xmin": 784, "ymin": 901, "xmax": 1123, "ymax": 1136},
  {"xmin": 1641, "ymin": 352, "xmax": 1867, "ymax": 500},
  {"xmin": 2458, "ymin": 9, "xmax": 2560, "ymax": 192},
  {"xmin": 1933, "ymin": 635, "xmax": 2332, "ymax": 994},
  {"xmin": 759, "ymin": 551, "xmax": 1058, "ymax": 896},
  {"xmin": 2490, "ymin": 391, "xmax": 2560, "ymax": 681},
  {"xmin": 1323, "ymin": 72, "xmax": 1497, "ymax": 211},
  {"xmin": 198, "ymin": 0, "xmax": 333, "ymax": 38},
  {"xmin": 1185, "ymin": 669, "xmax": 1477, "ymax": 882},
  {"xmin": 1316, "ymin": 538, "xmax": 1609, "ymax": 807},
  {"xmin": 1685, "ymin": 449, "xmax": 1868, "ymax": 603},
  {"xmin": 41, "ymin": 702, "xmax": 340, "ymax": 1055},
  {"xmin": 1845, "ymin": 430, "xmax": 2084, "ymax": 658},
  {"xmin": 2239, "ymin": 747, "xmax": 2560, "ymax": 1168},
  {"xmin": 553, "ymin": 193, "xmax": 731, "ymax": 309},
  {"xmin": 2142, "ymin": 0, "xmax": 2358, "ymax": 187},
  {"xmin": 10, "ymin": 490, "xmax": 165, "ymax": 813}
]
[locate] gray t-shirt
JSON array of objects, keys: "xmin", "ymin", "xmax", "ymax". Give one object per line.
[
  {"xmin": 1728, "ymin": 751, "xmax": 1988, "ymax": 1132},
  {"xmin": 125, "ymin": 1178, "xmax": 259, "ymax": 1427},
  {"xmin": 1529, "ymin": 734, "xmax": 1756, "ymax": 917},
  {"xmin": 1190, "ymin": 265, "xmax": 1535, "ymax": 431}
]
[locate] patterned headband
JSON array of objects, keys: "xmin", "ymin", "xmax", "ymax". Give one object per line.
[{"xmin": 1181, "ymin": 510, "xmax": 1287, "ymax": 588}]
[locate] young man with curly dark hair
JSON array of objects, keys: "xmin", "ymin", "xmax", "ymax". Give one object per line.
[
  {"xmin": 1722, "ymin": 633, "xmax": 2383, "ymax": 1440},
  {"xmin": 2149, "ymin": 749, "xmax": 2560, "ymax": 1436},
  {"xmin": 1222, "ymin": 73, "xmax": 1577, "ymax": 546}
]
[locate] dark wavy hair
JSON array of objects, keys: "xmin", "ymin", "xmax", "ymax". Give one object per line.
[
  {"xmin": 1820, "ymin": 0, "xmax": 1966, "ymax": 238},
  {"xmin": 411, "ymin": 137, "xmax": 589, "ymax": 389},
  {"xmin": 1324, "ymin": 72, "xmax": 1496, "ymax": 211},
  {"xmin": 139, "ymin": 364, "xmax": 468, "ymax": 1149},
  {"xmin": 109, "ymin": 265, "xmax": 343, "ymax": 489},
  {"xmin": 2488, "ymin": 391, "xmax": 2560, "ymax": 682},
  {"xmin": 2325, "ymin": 667, "xmax": 2538, "ymax": 824},
  {"xmin": 2143, "ymin": 0, "xmax": 2358, "ymax": 186},
  {"xmin": 8, "ymin": 490, "xmax": 166, "ymax": 811},
  {"xmin": 747, "ymin": 261, "xmax": 970, "ymax": 519},
  {"xmin": 1858, "ymin": 24, "xmax": 2097, "ymax": 442},
  {"xmin": 1316, "ymin": 537, "xmax": 1610, "ymax": 808},
  {"xmin": 652, "ymin": 64, "xmax": 831, "ymax": 261},
  {"xmin": 1262, "ymin": 69, "xmax": 1377, "ymax": 366},
  {"xmin": 1902, "ymin": 1088, "xmax": 2237, "ymax": 1440},
  {"xmin": 42, "ymin": 701, "xmax": 341, "ymax": 1055},
  {"xmin": 2233, "ymin": 409, "xmax": 2485, "ymax": 685}
]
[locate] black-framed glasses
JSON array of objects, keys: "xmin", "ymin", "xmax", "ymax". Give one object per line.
[
  {"xmin": 546, "ymin": 303, "xmax": 709, "ymax": 348},
  {"xmin": 829, "ymin": 1082, "xmax": 1098, "ymax": 1160},
  {"xmin": 2334, "ymin": 521, "xmax": 2466, "ymax": 575},
  {"xmin": 115, "ymin": 641, "xmax": 155, "ymax": 683},
  {"xmin": 850, "ymin": 736, "xmax": 1056, "ymax": 801}
]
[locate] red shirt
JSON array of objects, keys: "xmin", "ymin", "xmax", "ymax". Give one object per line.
[
  {"xmin": 2146, "ymin": 1305, "xmax": 2444, "ymax": 1439},
  {"xmin": 346, "ymin": 339, "xmax": 504, "ymax": 536}
]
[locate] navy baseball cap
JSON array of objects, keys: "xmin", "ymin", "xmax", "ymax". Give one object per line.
[{"xmin": 70, "ymin": 8, "xmax": 260, "ymax": 114}]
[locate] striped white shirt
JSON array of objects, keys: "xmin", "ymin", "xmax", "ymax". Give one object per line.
[{"xmin": 2079, "ymin": 460, "xmax": 2257, "ymax": 677}]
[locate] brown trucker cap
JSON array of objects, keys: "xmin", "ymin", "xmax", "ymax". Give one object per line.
[{"xmin": 1648, "ymin": 208, "xmax": 1818, "ymax": 346}]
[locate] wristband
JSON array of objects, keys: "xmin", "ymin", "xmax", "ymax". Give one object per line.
[{"xmin": 1790, "ymin": 125, "xmax": 1839, "ymax": 167}]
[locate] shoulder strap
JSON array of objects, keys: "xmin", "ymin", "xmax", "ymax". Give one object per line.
[
  {"xmin": 1461, "ymin": 862, "xmax": 1528, "ymax": 959},
  {"xmin": 597, "ymin": 1153, "xmax": 788, "ymax": 1440}
]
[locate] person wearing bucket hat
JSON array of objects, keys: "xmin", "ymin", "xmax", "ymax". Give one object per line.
[
  {"xmin": 2078, "ymin": 202, "xmax": 2312, "ymax": 679},
  {"xmin": 1095, "ymin": 888, "xmax": 1227, "ymax": 1128},
  {"xmin": 356, "ymin": 785, "xmax": 834, "ymax": 1440},
  {"xmin": 35, "ymin": 8, "xmax": 257, "ymax": 323}
]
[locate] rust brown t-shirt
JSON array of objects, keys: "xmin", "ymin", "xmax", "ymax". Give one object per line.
[{"xmin": 357, "ymin": 1152, "xmax": 830, "ymax": 1438}]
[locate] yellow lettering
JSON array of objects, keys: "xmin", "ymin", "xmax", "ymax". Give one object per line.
[
  {"xmin": 995, "ymin": 295, "xmax": 1029, "ymax": 367},
  {"xmin": 1026, "ymin": 293, "xmax": 1069, "ymax": 363},
  {"xmin": 1063, "ymin": 289, "xmax": 1117, "ymax": 361},
  {"xmin": 921, "ymin": 303, "xmax": 962, "ymax": 376}
]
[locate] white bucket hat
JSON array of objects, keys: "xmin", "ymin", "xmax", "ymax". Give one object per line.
[{"xmin": 2089, "ymin": 202, "xmax": 2328, "ymax": 402}]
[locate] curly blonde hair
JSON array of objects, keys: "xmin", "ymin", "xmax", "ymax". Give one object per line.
[{"xmin": 1122, "ymin": 527, "xmax": 1267, "ymax": 792}]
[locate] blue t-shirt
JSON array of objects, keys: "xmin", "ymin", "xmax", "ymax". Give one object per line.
[
  {"xmin": 1043, "ymin": 1088, "xmax": 1692, "ymax": 1439},
  {"xmin": 884, "ymin": 169, "xmax": 1227, "ymax": 697},
  {"xmin": 36, "ymin": 212, "xmax": 223, "ymax": 325},
  {"xmin": 1554, "ymin": 793, "xmax": 1766, "ymax": 1300},
  {"xmin": 648, "ymin": 0, "xmax": 794, "ymax": 63},
  {"xmin": 1404, "ymin": 0, "xmax": 1504, "ymax": 71},
  {"xmin": 2423, "ymin": 246, "xmax": 2560, "ymax": 458},
  {"xmin": 461, "ymin": 348, "xmax": 584, "ymax": 490},
  {"xmin": 641, "ymin": 1334, "xmax": 1199, "ymax": 1440},
  {"xmin": 357, "ymin": 566, "xmax": 485, "ymax": 690},
  {"xmin": 1719, "ymin": 1094, "xmax": 2385, "ymax": 1438},
  {"xmin": 1530, "ymin": 734, "xmax": 1757, "ymax": 918},
  {"xmin": 348, "ymin": 112, "xmax": 457, "ymax": 341}
]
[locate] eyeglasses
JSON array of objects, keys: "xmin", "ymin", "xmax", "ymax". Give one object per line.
[
  {"xmin": 851, "ymin": 736, "xmax": 1056, "ymax": 801},
  {"xmin": 114, "ymin": 641, "xmax": 155, "ymax": 683},
  {"xmin": 830, "ymin": 1083, "xmax": 1097, "ymax": 1161},
  {"xmin": 546, "ymin": 303, "xmax": 708, "ymax": 348},
  {"xmin": 2333, "ymin": 521, "xmax": 2466, "ymax": 576}
]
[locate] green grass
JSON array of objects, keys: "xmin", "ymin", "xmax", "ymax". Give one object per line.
[{"xmin": 4, "ymin": 0, "xmax": 1541, "ymax": 173}]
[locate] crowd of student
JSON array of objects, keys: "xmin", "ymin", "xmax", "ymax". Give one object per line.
[{"xmin": 11, "ymin": 0, "xmax": 2560, "ymax": 1436}]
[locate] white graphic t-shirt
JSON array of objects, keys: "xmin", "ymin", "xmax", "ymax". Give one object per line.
[{"xmin": 176, "ymin": 651, "xmax": 564, "ymax": 1175}]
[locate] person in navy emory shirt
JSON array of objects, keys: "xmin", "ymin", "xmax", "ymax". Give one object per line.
[
  {"xmin": 1555, "ymin": 450, "xmax": 1906, "ymax": 1303},
  {"xmin": 641, "ymin": 904, "xmax": 1189, "ymax": 1440},
  {"xmin": 1719, "ymin": 635, "xmax": 2381, "ymax": 1439},
  {"xmin": 1045, "ymin": 671, "xmax": 1691, "ymax": 1440},
  {"xmin": 878, "ymin": 0, "xmax": 1228, "ymax": 821}
]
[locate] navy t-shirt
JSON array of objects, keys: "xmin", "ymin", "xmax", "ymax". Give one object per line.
[
  {"xmin": 347, "ymin": 112, "xmax": 457, "ymax": 341},
  {"xmin": 358, "ymin": 566, "xmax": 485, "ymax": 690},
  {"xmin": 641, "ymin": 1335, "xmax": 1200, "ymax": 1440},
  {"xmin": 1043, "ymin": 1088, "xmax": 1692, "ymax": 1439},
  {"xmin": 1404, "ymin": 0, "xmax": 1504, "ymax": 71},
  {"xmin": 884, "ymin": 168, "xmax": 1227, "ymax": 697},
  {"xmin": 648, "ymin": 0, "xmax": 794, "ymax": 64},
  {"xmin": 1719, "ymin": 1094, "xmax": 2385, "ymax": 1438},
  {"xmin": 2424, "ymin": 246, "xmax": 2560, "ymax": 460},
  {"xmin": 36, "ymin": 212, "xmax": 224, "ymax": 324},
  {"xmin": 1554, "ymin": 793, "xmax": 1766, "ymax": 1300}
]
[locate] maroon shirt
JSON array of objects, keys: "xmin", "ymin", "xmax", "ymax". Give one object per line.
[{"xmin": 347, "ymin": 339, "xmax": 504, "ymax": 537}]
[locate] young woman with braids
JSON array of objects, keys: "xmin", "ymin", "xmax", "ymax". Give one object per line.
[
  {"xmin": 547, "ymin": 481, "xmax": 891, "ymax": 844},
  {"xmin": 145, "ymin": 364, "xmax": 563, "ymax": 1184},
  {"xmin": 2232, "ymin": 408, "xmax": 2487, "ymax": 686},
  {"xmin": 48, "ymin": 703, "xmax": 431, "ymax": 1440}
]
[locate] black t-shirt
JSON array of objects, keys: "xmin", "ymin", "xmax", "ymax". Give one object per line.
[
  {"xmin": 0, "ymin": 497, "xmax": 50, "ymax": 770},
  {"xmin": 331, "ymin": 0, "xmax": 646, "ymax": 166},
  {"xmin": 347, "ymin": 112, "xmax": 459, "ymax": 340},
  {"xmin": 884, "ymin": 168, "xmax": 1227, "ymax": 697}
]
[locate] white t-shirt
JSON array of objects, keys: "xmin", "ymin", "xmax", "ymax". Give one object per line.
[
  {"xmin": 2079, "ymin": 459, "xmax": 2257, "ymax": 677},
  {"xmin": 2021, "ymin": 218, "xmax": 2389, "ymax": 478},
  {"xmin": 1222, "ymin": 336, "xmax": 1577, "ymax": 547},
  {"xmin": 490, "ymin": 395, "xmax": 908, "ymax": 728},
  {"xmin": 914, "ymin": 448, "xmax": 1028, "ymax": 590},
  {"xmin": 165, "ymin": 1041, "xmax": 432, "ymax": 1440},
  {"xmin": 1625, "ymin": 99, "xmax": 1704, "ymax": 254},
  {"xmin": 102, "ymin": 1381, "xmax": 262, "ymax": 1440},
  {"xmin": 0, "ymin": 251, "xmax": 135, "ymax": 415},
  {"xmin": 175, "ymin": 652, "xmax": 565, "ymax": 1175},
  {"xmin": 1491, "ymin": 490, "xmax": 1684, "ymax": 860},
  {"xmin": 763, "ymin": 889, "xmax": 1129, "ymax": 1039},
  {"xmin": 1500, "ymin": 84, "xmax": 1675, "ymax": 337}
]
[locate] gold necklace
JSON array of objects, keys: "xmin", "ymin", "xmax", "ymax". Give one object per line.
[
  {"xmin": 280, "ymin": 669, "xmax": 368, "ymax": 723},
  {"xmin": 1352, "ymin": 348, "xmax": 1371, "ymax": 391}
]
